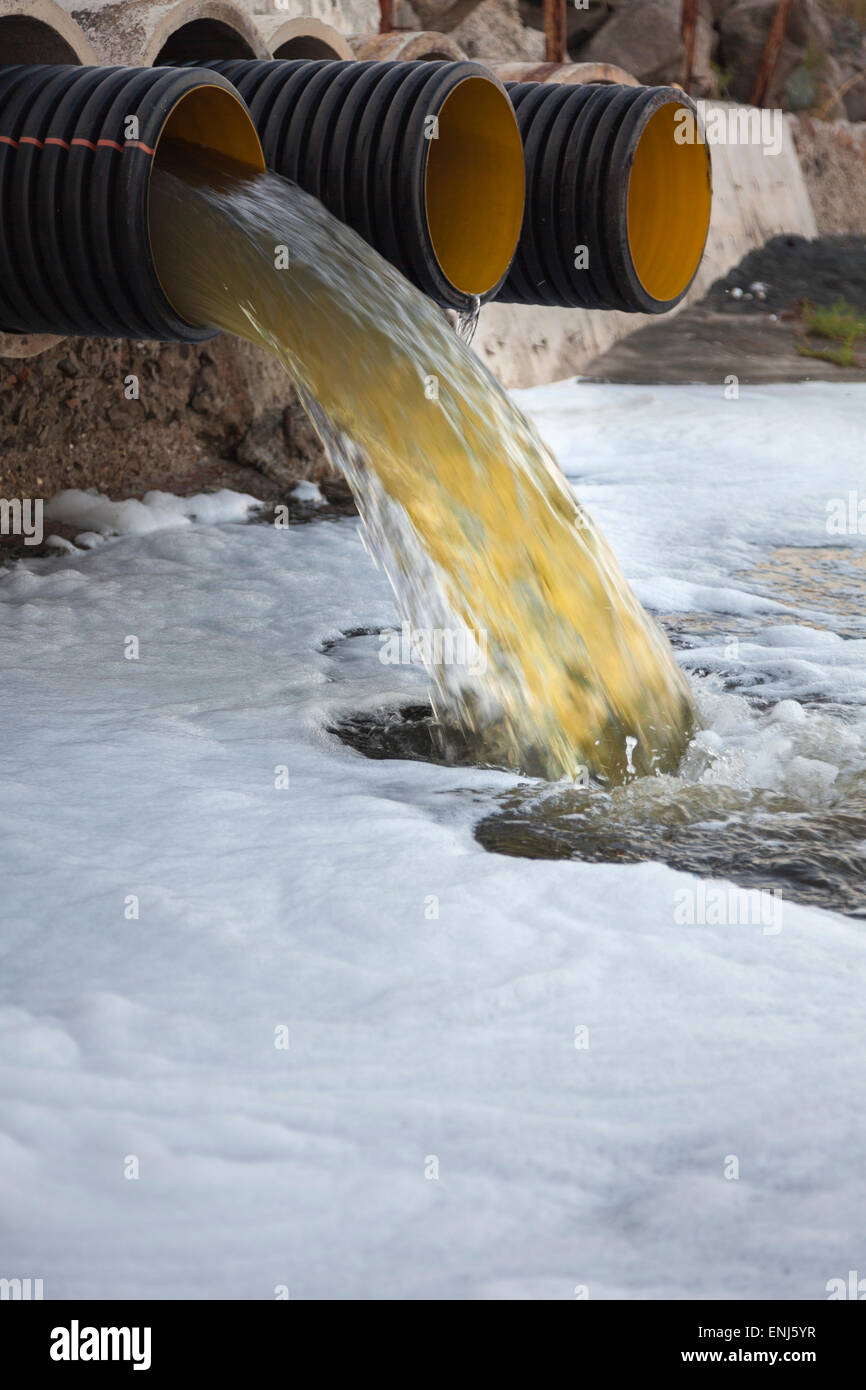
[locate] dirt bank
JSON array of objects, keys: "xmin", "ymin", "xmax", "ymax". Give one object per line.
[{"xmin": 0, "ymin": 331, "xmax": 353, "ymax": 561}]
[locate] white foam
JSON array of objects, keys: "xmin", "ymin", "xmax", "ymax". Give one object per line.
[
  {"xmin": 44, "ymin": 487, "xmax": 260, "ymax": 540},
  {"xmin": 291, "ymin": 480, "xmax": 325, "ymax": 506},
  {"xmin": 1, "ymin": 382, "xmax": 864, "ymax": 1301}
]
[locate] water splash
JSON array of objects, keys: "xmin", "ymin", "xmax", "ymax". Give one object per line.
[
  {"xmin": 150, "ymin": 148, "xmax": 696, "ymax": 783},
  {"xmin": 453, "ymin": 295, "xmax": 482, "ymax": 347}
]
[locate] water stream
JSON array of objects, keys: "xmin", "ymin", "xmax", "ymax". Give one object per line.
[{"xmin": 150, "ymin": 146, "xmax": 695, "ymax": 784}]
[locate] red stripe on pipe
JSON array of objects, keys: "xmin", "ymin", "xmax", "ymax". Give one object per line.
[{"xmin": 1, "ymin": 135, "xmax": 156, "ymax": 153}]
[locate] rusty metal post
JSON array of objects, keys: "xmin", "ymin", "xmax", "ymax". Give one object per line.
[
  {"xmin": 751, "ymin": 0, "xmax": 793, "ymax": 107},
  {"xmin": 680, "ymin": 0, "xmax": 699, "ymax": 94},
  {"xmin": 543, "ymin": 0, "xmax": 567, "ymax": 64},
  {"xmin": 379, "ymin": 0, "xmax": 395, "ymax": 35}
]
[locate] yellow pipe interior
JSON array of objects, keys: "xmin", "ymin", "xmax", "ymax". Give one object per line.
[
  {"xmin": 153, "ymin": 84, "xmax": 266, "ymax": 174},
  {"xmin": 424, "ymin": 76, "xmax": 525, "ymax": 297},
  {"xmin": 626, "ymin": 101, "xmax": 712, "ymax": 304},
  {"xmin": 148, "ymin": 84, "xmax": 265, "ymax": 324}
]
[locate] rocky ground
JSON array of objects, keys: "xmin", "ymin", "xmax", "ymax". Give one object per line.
[
  {"xmin": 705, "ymin": 231, "xmax": 866, "ymax": 310},
  {"xmin": 407, "ymin": 0, "xmax": 866, "ymax": 117},
  {"xmin": 0, "ymin": 331, "xmax": 348, "ymax": 560},
  {"xmin": 0, "ymin": 333, "xmax": 330, "ymax": 499}
]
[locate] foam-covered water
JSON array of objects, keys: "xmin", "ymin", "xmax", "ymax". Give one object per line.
[
  {"xmin": 3, "ymin": 382, "xmax": 865, "ymax": 1299},
  {"xmin": 333, "ymin": 381, "xmax": 866, "ymax": 916}
]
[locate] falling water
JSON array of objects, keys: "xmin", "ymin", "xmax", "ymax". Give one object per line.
[
  {"xmin": 150, "ymin": 145, "xmax": 696, "ymax": 783},
  {"xmin": 452, "ymin": 295, "xmax": 482, "ymax": 347}
]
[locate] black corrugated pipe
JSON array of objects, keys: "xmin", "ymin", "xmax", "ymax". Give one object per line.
[
  {"xmin": 0, "ymin": 64, "xmax": 264, "ymax": 340},
  {"xmin": 187, "ymin": 58, "xmax": 526, "ymax": 312},
  {"xmin": 497, "ymin": 82, "xmax": 713, "ymax": 312}
]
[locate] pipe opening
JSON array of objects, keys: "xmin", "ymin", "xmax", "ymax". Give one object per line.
[
  {"xmin": 273, "ymin": 38, "xmax": 345, "ymax": 61},
  {"xmin": 149, "ymin": 84, "xmax": 265, "ymax": 324},
  {"xmin": 152, "ymin": 83, "xmax": 265, "ymax": 172},
  {"xmin": 424, "ymin": 76, "xmax": 525, "ymax": 298},
  {"xmin": 0, "ymin": 16, "xmax": 79, "ymax": 64},
  {"xmin": 626, "ymin": 102, "xmax": 712, "ymax": 305},
  {"xmin": 153, "ymin": 19, "xmax": 257, "ymax": 65}
]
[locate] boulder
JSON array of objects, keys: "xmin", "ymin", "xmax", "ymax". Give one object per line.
[
  {"xmin": 449, "ymin": 0, "xmax": 545, "ymax": 61},
  {"xmin": 393, "ymin": 0, "xmax": 422, "ymax": 27},
  {"xmin": 843, "ymin": 70, "xmax": 866, "ymax": 123},
  {"xmin": 719, "ymin": 0, "xmax": 834, "ymax": 107},
  {"xmin": 580, "ymin": 0, "xmax": 717, "ymax": 92},
  {"xmin": 238, "ymin": 403, "xmax": 328, "ymax": 486},
  {"xmin": 813, "ymin": 52, "xmax": 852, "ymax": 118},
  {"xmin": 834, "ymin": 30, "xmax": 866, "ymax": 121}
]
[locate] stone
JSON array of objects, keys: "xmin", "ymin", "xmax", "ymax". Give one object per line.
[
  {"xmin": 719, "ymin": 0, "xmax": 833, "ymax": 107},
  {"xmin": 394, "ymin": 0, "xmax": 421, "ymax": 26},
  {"xmin": 237, "ymin": 407, "xmax": 292, "ymax": 482},
  {"xmin": 237, "ymin": 402, "xmax": 329, "ymax": 486},
  {"xmin": 449, "ymin": 0, "xmax": 545, "ymax": 61},
  {"xmin": 580, "ymin": 0, "xmax": 716, "ymax": 91},
  {"xmin": 281, "ymin": 403, "xmax": 330, "ymax": 481},
  {"xmin": 843, "ymin": 67, "xmax": 866, "ymax": 123},
  {"xmin": 816, "ymin": 53, "xmax": 850, "ymax": 118}
]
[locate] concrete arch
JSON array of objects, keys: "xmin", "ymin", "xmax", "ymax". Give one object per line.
[
  {"xmin": 265, "ymin": 17, "xmax": 353, "ymax": 61},
  {"xmin": 66, "ymin": 1, "xmax": 269, "ymax": 68},
  {"xmin": 0, "ymin": 0, "xmax": 96, "ymax": 63}
]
